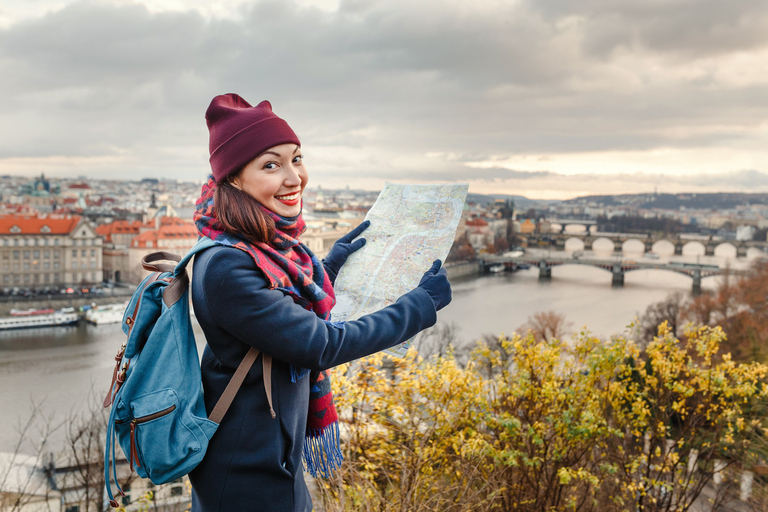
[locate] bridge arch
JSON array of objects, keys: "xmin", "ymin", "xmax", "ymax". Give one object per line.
[
  {"xmin": 592, "ymin": 237, "xmax": 615, "ymax": 255},
  {"xmin": 564, "ymin": 237, "xmax": 585, "ymax": 252},
  {"xmin": 747, "ymin": 247, "xmax": 765, "ymax": 260},
  {"xmin": 621, "ymin": 238, "xmax": 646, "ymax": 255},
  {"xmin": 651, "ymin": 240, "xmax": 675, "ymax": 256},
  {"xmin": 682, "ymin": 241, "xmax": 706, "ymax": 257},
  {"xmin": 713, "ymin": 243, "xmax": 737, "ymax": 259}
]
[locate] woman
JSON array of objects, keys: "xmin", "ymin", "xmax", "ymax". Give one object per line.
[{"xmin": 189, "ymin": 94, "xmax": 452, "ymax": 512}]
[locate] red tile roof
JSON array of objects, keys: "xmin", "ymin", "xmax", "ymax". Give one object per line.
[
  {"xmin": 131, "ymin": 221, "xmax": 197, "ymax": 248},
  {"xmin": 0, "ymin": 214, "xmax": 82, "ymax": 235}
]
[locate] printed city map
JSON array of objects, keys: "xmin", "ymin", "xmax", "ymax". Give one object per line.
[{"xmin": 331, "ymin": 182, "xmax": 469, "ymax": 357}]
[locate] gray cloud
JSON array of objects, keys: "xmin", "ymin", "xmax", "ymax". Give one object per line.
[{"xmin": 0, "ymin": 0, "xmax": 766, "ymax": 197}]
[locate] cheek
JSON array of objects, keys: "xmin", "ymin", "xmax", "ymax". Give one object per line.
[{"xmin": 243, "ymin": 176, "xmax": 280, "ymax": 199}]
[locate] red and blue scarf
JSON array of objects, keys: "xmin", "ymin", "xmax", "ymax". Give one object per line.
[{"xmin": 194, "ymin": 175, "xmax": 341, "ymax": 478}]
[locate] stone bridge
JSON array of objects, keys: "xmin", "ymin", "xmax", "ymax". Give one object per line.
[
  {"xmin": 480, "ymin": 254, "xmax": 740, "ymax": 294},
  {"xmin": 527, "ymin": 232, "xmax": 768, "ymax": 258}
]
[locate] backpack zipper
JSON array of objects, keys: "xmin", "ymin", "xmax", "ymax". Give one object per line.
[{"xmin": 115, "ymin": 404, "xmax": 177, "ymax": 471}]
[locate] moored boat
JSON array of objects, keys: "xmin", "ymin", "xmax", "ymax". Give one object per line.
[
  {"xmin": 85, "ymin": 303, "xmax": 127, "ymax": 325},
  {"xmin": 0, "ymin": 308, "xmax": 79, "ymax": 331},
  {"xmin": 10, "ymin": 308, "xmax": 55, "ymax": 316}
]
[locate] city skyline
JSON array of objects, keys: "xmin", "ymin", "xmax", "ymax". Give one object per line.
[{"xmin": 1, "ymin": 0, "xmax": 767, "ymax": 200}]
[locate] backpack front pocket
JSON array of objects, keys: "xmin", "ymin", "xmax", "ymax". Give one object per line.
[{"xmin": 115, "ymin": 389, "xmax": 203, "ymax": 482}]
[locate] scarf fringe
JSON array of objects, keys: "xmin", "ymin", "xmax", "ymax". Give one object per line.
[
  {"xmin": 303, "ymin": 422, "xmax": 343, "ymax": 478},
  {"xmin": 291, "ymin": 366, "xmax": 311, "ymax": 383}
]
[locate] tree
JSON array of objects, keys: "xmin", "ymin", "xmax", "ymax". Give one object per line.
[
  {"xmin": 518, "ymin": 310, "xmax": 572, "ymax": 342},
  {"xmin": 315, "ymin": 327, "xmax": 768, "ymax": 512},
  {"xmin": 637, "ymin": 292, "xmax": 687, "ymax": 346},
  {"xmin": 0, "ymin": 403, "xmax": 60, "ymax": 512}
]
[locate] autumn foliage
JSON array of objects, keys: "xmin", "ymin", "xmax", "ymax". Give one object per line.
[
  {"xmin": 638, "ymin": 260, "xmax": 768, "ymax": 363},
  {"xmin": 314, "ymin": 325, "xmax": 768, "ymax": 512}
]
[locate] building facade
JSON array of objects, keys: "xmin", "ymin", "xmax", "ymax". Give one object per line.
[{"xmin": 0, "ymin": 214, "xmax": 102, "ymax": 291}]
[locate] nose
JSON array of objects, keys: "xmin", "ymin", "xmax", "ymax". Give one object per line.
[{"xmin": 284, "ymin": 163, "xmax": 303, "ymax": 187}]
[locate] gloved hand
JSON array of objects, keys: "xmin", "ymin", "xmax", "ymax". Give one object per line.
[
  {"xmin": 417, "ymin": 259, "xmax": 452, "ymax": 311},
  {"xmin": 323, "ymin": 220, "xmax": 370, "ymax": 279}
]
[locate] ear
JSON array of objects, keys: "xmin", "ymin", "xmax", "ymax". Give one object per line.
[{"xmin": 229, "ymin": 177, "xmax": 242, "ymax": 190}]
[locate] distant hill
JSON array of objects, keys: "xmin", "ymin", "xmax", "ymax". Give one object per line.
[
  {"xmin": 466, "ymin": 193, "xmax": 560, "ymax": 207},
  {"xmin": 563, "ymin": 193, "xmax": 768, "ymax": 210}
]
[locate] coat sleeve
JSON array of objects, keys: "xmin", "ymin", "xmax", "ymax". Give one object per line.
[{"xmin": 199, "ymin": 247, "xmax": 437, "ymax": 371}]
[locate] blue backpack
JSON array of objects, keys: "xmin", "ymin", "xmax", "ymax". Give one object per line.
[{"xmin": 102, "ymin": 237, "xmax": 272, "ymax": 507}]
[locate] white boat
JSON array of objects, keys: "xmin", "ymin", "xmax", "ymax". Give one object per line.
[
  {"xmin": 0, "ymin": 308, "xmax": 79, "ymax": 331},
  {"xmin": 85, "ymin": 303, "xmax": 127, "ymax": 325}
]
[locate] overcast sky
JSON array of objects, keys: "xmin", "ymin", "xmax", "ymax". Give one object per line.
[{"xmin": 1, "ymin": 0, "xmax": 767, "ymax": 199}]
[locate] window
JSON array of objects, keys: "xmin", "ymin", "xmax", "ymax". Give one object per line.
[
  {"xmin": 54, "ymin": 239, "xmax": 59, "ymax": 246},
  {"xmin": 44, "ymin": 274, "xmax": 49, "ymax": 283},
  {"xmin": 54, "ymin": 251, "xmax": 59, "ymax": 258},
  {"xmin": 43, "ymin": 251, "xmax": 49, "ymax": 258},
  {"xmin": 72, "ymin": 250, "xmax": 77, "ymax": 257},
  {"xmin": 64, "ymin": 505, "xmax": 80, "ymax": 512},
  {"xmin": 23, "ymin": 274, "xmax": 30, "ymax": 284},
  {"xmin": 13, "ymin": 275, "xmax": 19, "ymax": 284},
  {"xmin": 91, "ymin": 249, "xmax": 95, "ymax": 257},
  {"xmin": 13, "ymin": 239, "xmax": 18, "ymax": 246},
  {"xmin": 23, "ymin": 251, "xmax": 29, "ymax": 258},
  {"xmin": 2, "ymin": 252, "xmax": 7, "ymax": 259},
  {"xmin": 23, "ymin": 263, "xmax": 29, "ymax": 270},
  {"xmin": 33, "ymin": 250, "xmax": 39, "ymax": 259},
  {"xmin": 54, "ymin": 261, "xmax": 60, "ymax": 270},
  {"xmin": 171, "ymin": 486, "xmax": 183, "ymax": 496},
  {"xmin": 54, "ymin": 273, "xmax": 60, "ymax": 282},
  {"xmin": 2, "ymin": 264, "xmax": 7, "ymax": 272},
  {"xmin": 44, "ymin": 262, "xmax": 49, "ymax": 270},
  {"xmin": 2, "ymin": 276, "xmax": 8, "ymax": 284},
  {"xmin": 90, "ymin": 261, "xmax": 96, "ymax": 269},
  {"xmin": 72, "ymin": 262, "xmax": 78, "ymax": 269},
  {"xmin": 33, "ymin": 274, "xmax": 39, "ymax": 283},
  {"xmin": 81, "ymin": 249, "xmax": 86, "ymax": 257}
]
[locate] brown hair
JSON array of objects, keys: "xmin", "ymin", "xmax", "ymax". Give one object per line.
[{"xmin": 214, "ymin": 180, "xmax": 275, "ymax": 244}]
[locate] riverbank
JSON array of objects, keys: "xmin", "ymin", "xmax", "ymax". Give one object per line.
[
  {"xmin": 0, "ymin": 288, "xmax": 134, "ymax": 316},
  {"xmin": 445, "ymin": 260, "xmax": 480, "ymax": 279}
]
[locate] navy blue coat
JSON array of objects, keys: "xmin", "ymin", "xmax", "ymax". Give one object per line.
[{"xmin": 189, "ymin": 245, "xmax": 437, "ymax": 512}]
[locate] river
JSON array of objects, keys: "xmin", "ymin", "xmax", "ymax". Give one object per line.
[{"xmin": 0, "ymin": 257, "xmax": 738, "ymax": 452}]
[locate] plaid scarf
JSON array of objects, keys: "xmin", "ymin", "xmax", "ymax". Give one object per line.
[{"xmin": 194, "ymin": 175, "xmax": 341, "ymax": 478}]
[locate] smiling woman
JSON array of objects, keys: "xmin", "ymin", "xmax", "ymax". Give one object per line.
[{"xmin": 187, "ymin": 94, "xmax": 453, "ymax": 512}]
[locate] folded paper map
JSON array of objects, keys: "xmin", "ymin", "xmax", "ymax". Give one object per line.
[{"xmin": 331, "ymin": 182, "xmax": 469, "ymax": 357}]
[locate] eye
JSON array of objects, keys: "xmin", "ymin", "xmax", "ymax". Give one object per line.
[
  {"xmin": 264, "ymin": 162, "xmax": 278, "ymax": 170},
  {"xmin": 292, "ymin": 155, "xmax": 303, "ymax": 165}
]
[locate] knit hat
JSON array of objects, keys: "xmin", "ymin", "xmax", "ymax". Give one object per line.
[{"xmin": 206, "ymin": 94, "xmax": 301, "ymax": 182}]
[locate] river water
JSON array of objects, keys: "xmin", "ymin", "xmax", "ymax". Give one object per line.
[{"xmin": 0, "ymin": 255, "xmax": 739, "ymax": 452}]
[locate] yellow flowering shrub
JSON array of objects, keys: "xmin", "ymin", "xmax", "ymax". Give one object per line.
[{"xmin": 314, "ymin": 324, "xmax": 768, "ymax": 512}]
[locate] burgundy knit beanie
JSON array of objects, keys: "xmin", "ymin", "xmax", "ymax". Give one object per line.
[{"xmin": 206, "ymin": 93, "xmax": 301, "ymax": 182}]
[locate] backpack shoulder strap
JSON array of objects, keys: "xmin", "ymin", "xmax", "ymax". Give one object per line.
[
  {"xmin": 161, "ymin": 237, "xmax": 216, "ymax": 307},
  {"xmin": 208, "ymin": 348, "xmax": 273, "ymax": 423},
  {"xmin": 174, "ymin": 236, "xmax": 217, "ymax": 275}
]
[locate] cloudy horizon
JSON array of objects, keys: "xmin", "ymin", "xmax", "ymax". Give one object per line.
[{"xmin": 1, "ymin": 0, "xmax": 767, "ymax": 200}]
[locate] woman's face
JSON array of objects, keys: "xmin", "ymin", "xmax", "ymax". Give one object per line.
[{"xmin": 232, "ymin": 143, "xmax": 308, "ymax": 217}]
